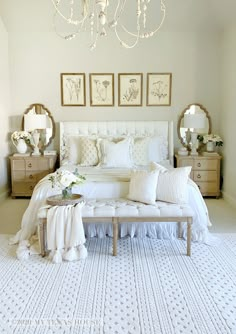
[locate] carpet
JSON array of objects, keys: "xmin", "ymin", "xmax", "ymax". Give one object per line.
[{"xmin": 0, "ymin": 234, "xmax": 236, "ymax": 334}]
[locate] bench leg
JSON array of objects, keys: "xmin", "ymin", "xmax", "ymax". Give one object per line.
[
  {"xmin": 187, "ymin": 218, "xmax": 192, "ymax": 256},
  {"xmin": 38, "ymin": 218, "xmax": 46, "ymax": 257},
  {"xmin": 178, "ymin": 222, "xmax": 182, "ymax": 239},
  {"xmin": 112, "ymin": 218, "xmax": 118, "ymax": 256}
]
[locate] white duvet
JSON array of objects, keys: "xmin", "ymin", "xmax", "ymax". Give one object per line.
[{"xmin": 10, "ymin": 164, "xmax": 217, "ymax": 247}]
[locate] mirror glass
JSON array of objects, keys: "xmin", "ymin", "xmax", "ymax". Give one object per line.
[
  {"xmin": 177, "ymin": 103, "xmax": 212, "ymax": 151},
  {"xmin": 22, "ymin": 103, "xmax": 55, "ymax": 151}
]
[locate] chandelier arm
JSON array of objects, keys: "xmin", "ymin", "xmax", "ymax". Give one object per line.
[
  {"xmin": 52, "ymin": 12, "xmax": 81, "ymax": 40},
  {"xmin": 120, "ymin": 3, "xmax": 166, "ymax": 38},
  {"xmin": 114, "ymin": 27, "xmax": 140, "ymax": 48},
  {"xmin": 51, "ymin": 0, "xmax": 88, "ymax": 26}
]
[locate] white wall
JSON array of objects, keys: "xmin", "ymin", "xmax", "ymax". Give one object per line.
[
  {"xmin": 220, "ymin": 25, "xmax": 236, "ymax": 206},
  {"xmin": 8, "ymin": 31, "xmax": 221, "ymax": 151},
  {"xmin": 0, "ymin": 18, "xmax": 11, "ymax": 199}
]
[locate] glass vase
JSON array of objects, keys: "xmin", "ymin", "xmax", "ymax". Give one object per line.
[
  {"xmin": 62, "ymin": 187, "xmax": 72, "ymax": 199},
  {"xmin": 206, "ymin": 140, "xmax": 215, "ymax": 152}
]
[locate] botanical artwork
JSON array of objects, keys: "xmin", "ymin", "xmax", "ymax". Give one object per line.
[
  {"xmin": 90, "ymin": 73, "xmax": 114, "ymax": 106},
  {"xmin": 147, "ymin": 73, "xmax": 172, "ymax": 106},
  {"xmin": 118, "ymin": 73, "xmax": 143, "ymax": 106},
  {"xmin": 61, "ymin": 73, "xmax": 86, "ymax": 106}
]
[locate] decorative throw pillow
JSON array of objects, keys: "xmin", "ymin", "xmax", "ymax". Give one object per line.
[
  {"xmin": 132, "ymin": 137, "xmax": 150, "ymax": 166},
  {"xmin": 127, "ymin": 170, "xmax": 159, "ymax": 205},
  {"xmin": 79, "ymin": 137, "xmax": 99, "ymax": 166},
  {"xmin": 98, "ymin": 138, "xmax": 133, "ymax": 168},
  {"xmin": 150, "ymin": 162, "xmax": 192, "ymax": 204}
]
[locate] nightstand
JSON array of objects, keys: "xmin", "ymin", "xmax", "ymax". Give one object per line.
[
  {"xmin": 175, "ymin": 154, "xmax": 222, "ymax": 197},
  {"xmin": 10, "ymin": 155, "xmax": 57, "ymax": 198}
]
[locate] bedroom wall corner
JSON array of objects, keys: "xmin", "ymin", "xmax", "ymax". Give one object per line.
[
  {"xmin": 220, "ymin": 24, "xmax": 236, "ymax": 208},
  {"xmin": 0, "ymin": 17, "xmax": 11, "ymax": 201}
]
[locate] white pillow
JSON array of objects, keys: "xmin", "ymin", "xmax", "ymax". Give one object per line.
[
  {"xmin": 150, "ymin": 162, "xmax": 191, "ymax": 204},
  {"xmin": 68, "ymin": 136, "xmax": 81, "ymax": 164},
  {"xmin": 79, "ymin": 137, "xmax": 99, "ymax": 166},
  {"xmin": 127, "ymin": 170, "xmax": 159, "ymax": 205},
  {"xmin": 98, "ymin": 137, "xmax": 133, "ymax": 168}
]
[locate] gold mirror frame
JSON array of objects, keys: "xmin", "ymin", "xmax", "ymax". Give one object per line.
[
  {"xmin": 21, "ymin": 103, "xmax": 55, "ymax": 151},
  {"xmin": 177, "ymin": 103, "xmax": 212, "ymax": 151}
]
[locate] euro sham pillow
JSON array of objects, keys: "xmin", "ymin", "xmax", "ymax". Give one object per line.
[
  {"xmin": 127, "ymin": 170, "xmax": 159, "ymax": 205},
  {"xmin": 150, "ymin": 162, "xmax": 192, "ymax": 204},
  {"xmin": 98, "ymin": 137, "xmax": 133, "ymax": 168}
]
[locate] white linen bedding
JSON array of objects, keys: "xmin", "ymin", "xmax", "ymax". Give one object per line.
[{"xmin": 10, "ymin": 163, "xmax": 217, "ymax": 248}]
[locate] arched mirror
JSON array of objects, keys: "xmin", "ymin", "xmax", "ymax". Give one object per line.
[
  {"xmin": 177, "ymin": 103, "xmax": 212, "ymax": 151},
  {"xmin": 21, "ymin": 103, "xmax": 55, "ymax": 153}
]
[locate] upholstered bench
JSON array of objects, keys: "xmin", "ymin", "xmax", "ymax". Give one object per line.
[{"xmin": 38, "ymin": 198, "xmax": 193, "ymax": 257}]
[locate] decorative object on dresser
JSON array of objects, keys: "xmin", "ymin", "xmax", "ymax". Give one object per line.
[
  {"xmin": 10, "ymin": 155, "xmax": 57, "ymax": 198},
  {"xmin": 11, "ymin": 131, "xmax": 31, "ymax": 154},
  {"xmin": 177, "ymin": 103, "xmax": 212, "ymax": 154},
  {"xmin": 60, "ymin": 73, "xmax": 86, "ymax": 106},
  {"xmin": 197, "ymin": 133, "xmax": 224, "ymax": 154},
  {"xmin": 146, "ymin": 73, "xmax": 172, "ymax": 106},
  {"xmin": 89, "ymin": 73, "xmax": 114, "ymax": 106},
  {"xmin": 175, "ymin": 154, "xmax": 222, "ymax": 198},
  {"xmin": 118, "ymin": 73, "xmax": 143, "ymax": 106},
  {"xmin": 22, "ymin": 103, "xmax": 55, "ymax": 154}
]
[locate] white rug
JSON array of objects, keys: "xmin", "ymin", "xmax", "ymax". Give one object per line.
[{"xmin": 1, "ymin": 234, "xmax": 236, "ymax": 334}]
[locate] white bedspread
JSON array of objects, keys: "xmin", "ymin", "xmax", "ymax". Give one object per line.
[{"xmin": 10, "ymin": 164, "xmax": 217, "ymax": 248}]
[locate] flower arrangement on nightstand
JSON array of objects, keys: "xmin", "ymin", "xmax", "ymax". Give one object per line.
[{"xmin": 197, "ymin": 134, "xmax": 223, "ymax": 153}]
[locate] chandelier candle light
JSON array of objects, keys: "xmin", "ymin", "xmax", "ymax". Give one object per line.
[{"xmin": 51, "ymin": 0, "xmax": 166, "ymax": 50}]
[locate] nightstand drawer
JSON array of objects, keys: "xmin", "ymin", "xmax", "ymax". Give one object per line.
[
  {"xmin": 195, "ymin": 181, "xmax": 217, "ymax": 194},
  {"xmin": 12, "ymin": 160, "xmax": 25, "ymax": 171},
  {"xmin": 12, "ymin": 181, "xmax": 36, "ymax": 194},
  {"xmin": 194, "ymin": 159, "xmax": 217, "ymax": 170},
  {"xmin": 193, "ymin": 171, "xmax": 217, "ymax": 182}
]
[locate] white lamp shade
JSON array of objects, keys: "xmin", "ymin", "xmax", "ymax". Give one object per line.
[
  {"xmin": 24, "ymin": 114, "xmax": 47, "ymax": 131},
  {"xmin": 184, "ymin": 113, "xmax": 206, "ymax": 129}
]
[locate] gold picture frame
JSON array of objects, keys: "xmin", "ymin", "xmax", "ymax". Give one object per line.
[
  {"xmin": 147, "ymin": 73, "xmax": 172, "ymax": 106},
  {"xmin": 89, "ymin": 73, "xmax": 114, "ymax": 106},
  {"xmin": 61, "ymin": 73, "xmax": 86, "ymax": 106},
  {"xmin": 118, "ymin": 73, "xmax": 143, "ymax": 106}
]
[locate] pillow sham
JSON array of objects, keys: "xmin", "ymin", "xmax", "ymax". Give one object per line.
[
  {"xmin": 127, "ymin": 170, "xmax": 159, "ymax": 205},
  {"xmin": 98, "ymin": 137, "xmax": 133, "ymax": 168},
  {"xmin": 79, "ymin": 137, "xmax": 99, "ymax": 166},
  {"xmin": 133, "ymin": 137, "xmax": 150, "ymax": 166},
  {"xmin": 68, "ymin": 136, "xmax": 81, "ymax": 164},
  {"xmin": 150, "ymin": 162, "xmax": 192, "ymax": 204}
]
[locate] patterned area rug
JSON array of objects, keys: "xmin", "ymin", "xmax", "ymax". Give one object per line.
[{"xmin": 1, "ymin": 234, "xmax": 236, "ymax": 334}]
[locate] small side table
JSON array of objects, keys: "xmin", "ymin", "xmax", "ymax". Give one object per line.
[{"xmin": 38, "ymin": 194, "xmax": 84, "ymax": 257}]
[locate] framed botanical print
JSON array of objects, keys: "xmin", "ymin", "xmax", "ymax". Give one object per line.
[
  {"xmin": 89, "ymin": 73, "xmax": 114, "ymax": 106},
  {"xmin": 118, "ymin": 73, "xmax": 143, "ymax": 106},
  {"xmin": 147, "ymin": 73, "xmax": 172, "ymax": 106},
  {"xmin": 61, "ymin": 73, "xmax": 86, "ymax": 106}
]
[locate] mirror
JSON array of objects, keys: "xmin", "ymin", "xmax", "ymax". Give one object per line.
[
  {"xmin": 177, "ymin": 103, "xmax": 212, "ymax": 151},
  {"xmin": 21, "ymin": 103, "xmax": 55, "ymax": 152}
]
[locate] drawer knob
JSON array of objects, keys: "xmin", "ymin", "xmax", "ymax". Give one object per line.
[
  {"xmin": 28, "ymin": 163, "xmax": 32, "ymax": 168},
  {"xmin": 197, "ymin": 174, "xmax": 201, "ymax": 179},
  {"xmin": 197, "ymin": 163, "xmax": 201, "ymax": 167},
  {"xmin": 29, "ymin": 185, "xmax": 34, "ymax": 190},
  {"xmin": 29, "ymin": 174, "xmax": 33, "ymax": 179}
]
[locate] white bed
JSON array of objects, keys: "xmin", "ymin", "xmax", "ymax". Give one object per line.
[{"xmin": 11, "ymin": 120, "xmax": 216, "ymax": 247}]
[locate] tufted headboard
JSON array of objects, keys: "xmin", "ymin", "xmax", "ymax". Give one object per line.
[{"xmin": 59, "ymin": 120, "xmax": 174, "ymax": 166}]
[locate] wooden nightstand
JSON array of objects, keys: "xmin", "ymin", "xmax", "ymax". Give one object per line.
[
  {"xmin": 10, "ymin": 155, "xmax": 57, "ymax": 198},
  {"xmin": 175, "ymin": 154, "xmax": 222, "ymax": 197}
]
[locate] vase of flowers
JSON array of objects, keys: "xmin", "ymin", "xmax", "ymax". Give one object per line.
[
  {"xmin": 49, "ymin": 169, "xmax": 86, "ymax": 199},
  {"xmin": 197, "ymin": 134, "xmax": 223, "ymax": 152},
  {"xmin": 11, "ymin": 131, "xmax": 31, "ymax": 154}
]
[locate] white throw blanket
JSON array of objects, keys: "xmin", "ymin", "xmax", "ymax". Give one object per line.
[{"xmin": 45, "ymin": 202, "xmax": 87, "ymax": 263}]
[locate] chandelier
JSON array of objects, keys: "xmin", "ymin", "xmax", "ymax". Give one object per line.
[{"xmin": 51, "ymin": 0, "xmax": 166, "ymax": 50}]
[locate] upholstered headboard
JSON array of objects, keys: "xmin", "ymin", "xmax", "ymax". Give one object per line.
[{"xmin": 59, "ymin": 120, "xmax": 174, "ymax": 166}]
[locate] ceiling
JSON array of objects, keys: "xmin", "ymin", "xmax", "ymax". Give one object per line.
[{"xmin": 0, "ymin": 0, "xmax": 235, "ymax": 33}]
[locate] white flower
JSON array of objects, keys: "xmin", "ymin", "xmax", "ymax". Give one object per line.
[
  {"xmin": 49, "ymin": 169, "xmax": 86, "ymax": 191},
  {"xmin": 11, "ymin": 131, "xmax": 31, "ymax": 145},
  {"xmin": 198, "ymin": 133, "xmax": 223, "ymax": 147}
]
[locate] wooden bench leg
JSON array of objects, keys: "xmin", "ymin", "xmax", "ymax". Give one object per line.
[
  {"xmin": 187, "ymin": 218, "xmax": 192, "ymax": 256},
  {"xmin": 38, "ymin": 218, "xmax": 47, "ymax": 257},
  {"xmin": 112, "ymin": 217, "xmax": 118, "ymax": 256},
  {"xmin": 178, "ymin": 222, "xmax": 182, "ymax": 239}
]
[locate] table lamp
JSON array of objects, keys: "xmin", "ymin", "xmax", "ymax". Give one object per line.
[
  {"xmin": 24, "ymin": 114, "xmax": 47, "ymax": 155},
  {"xmin": 184, "ymin": 113, "xmax": 206, "ymax": 156}
]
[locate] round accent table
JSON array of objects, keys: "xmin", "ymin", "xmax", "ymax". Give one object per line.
[{"xmin": 46, "ymin": 194, "xmax": 84, "ymax": 206}]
